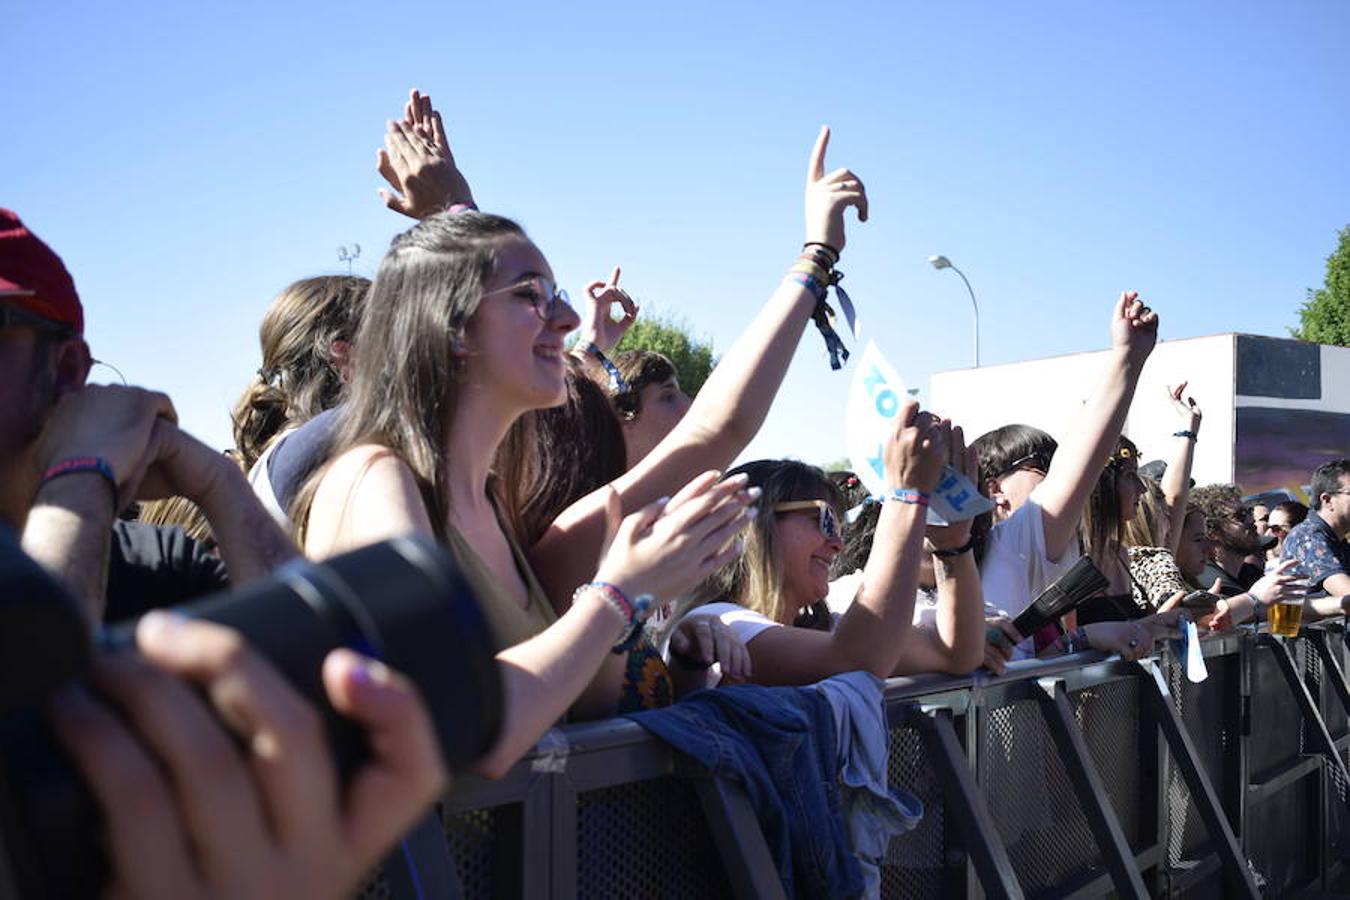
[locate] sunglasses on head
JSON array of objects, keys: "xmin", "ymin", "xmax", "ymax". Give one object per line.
[
  {"xmin": 998, "ymin": 452, "xmax": 1051, "ymax": 479},
  {"xmin": 774, "ymin": 499, "xmax": 840, "ymax": 542}
]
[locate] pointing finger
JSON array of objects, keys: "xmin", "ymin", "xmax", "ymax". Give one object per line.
[{"xmin": 807, "ymin": 125, "xmax": 830, "ymax": 183}]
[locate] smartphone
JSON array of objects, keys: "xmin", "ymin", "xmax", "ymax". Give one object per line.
[{"xmin": 1181, "ymin": 590, "xmax": 1220, "ymax": 611}]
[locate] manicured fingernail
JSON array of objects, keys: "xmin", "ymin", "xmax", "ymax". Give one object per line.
[
  {"xmin": 656, "ymin": 496, "xmax": 671, "ymax": 506},
  {"xmin": 351, "ymin": 656, "xmax": 391, "ymax": 687},
  {"xmin": 746, "ymin": 486, "xmax": 763, "ymax": 500},
  {"xmin": 724, "ymin": 473, "xmax": 749, "ymax": 486},
  {"xmin": 744, "ymin": 506, "xmax": 759, "ymax": 520}
]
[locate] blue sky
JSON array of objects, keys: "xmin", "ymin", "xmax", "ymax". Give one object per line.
[{"xmin": 6, "ymin": 1, "xmax": 1348, "ymax": 465}]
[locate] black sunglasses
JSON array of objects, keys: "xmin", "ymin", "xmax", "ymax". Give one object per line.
[{"xmin": 0, "ymin": 301, "xmax": 74, "ymax": 338}]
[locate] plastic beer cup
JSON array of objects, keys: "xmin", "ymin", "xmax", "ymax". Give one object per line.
[{"xmin": 1269, "ymin": 563, "xmax": 1308, "ymax": 638}]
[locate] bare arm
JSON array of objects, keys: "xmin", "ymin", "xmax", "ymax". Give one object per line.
[
  {"xmin": 134, "ymin": 422, "xmax": 298, "ymax": 585},
  {"xmin": 532, "ymin": 126, "xmax": 867, "ymax": 605},
  {"xmin": 22, "ymin": 474, "xmax": 115, "ymax": 624},
  {"xmin": 22, "ymin": 385, "xmax": 177, "ymax": 625},
  {"xmin": 1160, "ymin": 382, "xmax": 1202, "ymax": 553},
  {"xmin": 1036, "ymin": 292, "xmax": 1158, "ymax": 560}
]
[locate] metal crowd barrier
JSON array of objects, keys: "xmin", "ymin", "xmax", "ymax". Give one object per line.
[{"xmin": 361, "ymin": 620, "xmax": 1350, "ymax": 899}]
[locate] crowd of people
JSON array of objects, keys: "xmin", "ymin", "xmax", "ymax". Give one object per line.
[{"xmin": 3, "ymin": 88, "xmax": 1348, "ymax": 897}]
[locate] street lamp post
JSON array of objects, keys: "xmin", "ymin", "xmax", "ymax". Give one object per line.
[{"xmin": 928, "ymin": 255, "xmax": 980, "ymax": 368}]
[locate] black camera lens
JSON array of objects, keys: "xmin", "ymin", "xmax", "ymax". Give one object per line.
[{"xmin": 0, "ymin": 534, "xmax": 500, "ymax": 899}]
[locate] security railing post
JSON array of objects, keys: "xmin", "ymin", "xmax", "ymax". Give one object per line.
[
  {"xmin": 1139, "ymin": 658, "xmax": 1260, "ymax": 898},
  {"xmin": 1034, "ymin": 676, "xmax": 1149, "ymax": 899}
]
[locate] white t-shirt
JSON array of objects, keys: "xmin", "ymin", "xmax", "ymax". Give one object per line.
[
  {"xmin": 826, "ymin": 571, "xmax": 944, "ymax": 626},
  {"xmin": 681, "ymin": 601, "xmax": 785, "ymax": 646},
  {"xmin": 980, "ymin": 488, "xmax": 1080, "ymax": 657}
]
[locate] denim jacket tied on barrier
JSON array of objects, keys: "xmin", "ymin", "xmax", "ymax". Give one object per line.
[
  {"xmin": 625, "ymin": 680, "xmax": 865, "ymax": 899},
  {"xmin": 811, "ymin": 672, "xmax": 924, "ymax": 899}
]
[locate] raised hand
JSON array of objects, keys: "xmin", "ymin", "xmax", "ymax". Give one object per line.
[
  {"xmin": 804, "ymin": 126, "xmax": 868, "ymax": 253},
  {"xmin": 882, "ymin": 402, "xmax": 950, "ymax": 496},
  {"xmin": 1084, "ymin": 619, "xmax": 1154, "ymax": 661},
  {"xmin": 578, "ymin": 266, "xmax": 638, "ymax": 354},
  {"xmin": 1109, "ymin": 290, "xmax": 1159, "ymax": 364},
  {"xmin": 1167, "ymin": 381, "xmax": 1202, "ymax": 434},
  {"xmin": 925, "ymin": 424, "xmax": 978, "ymax": 550},
  {"xmin": 376, "ymin": 89, "xmax": 474, "ymax": 219},
  {"xmin": 593, "ymin": 470, "xmax": 757, "ymax": 609}
]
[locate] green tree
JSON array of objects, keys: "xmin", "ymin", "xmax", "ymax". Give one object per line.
[
  {"xmin": 614, "ymin": 310, "xmax": 717, "ymax": 396},
  {"xmin": 1292, "ymin": 225, "xmax": 1350, "ymax": 346}
]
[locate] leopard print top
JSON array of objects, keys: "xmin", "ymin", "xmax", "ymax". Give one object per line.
[{"xmin": 1126, "ymin": 545, "xmax": 1191, "ymax": 612}]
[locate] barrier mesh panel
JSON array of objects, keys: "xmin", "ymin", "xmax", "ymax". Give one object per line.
[
  {"xmin": 881, "ymin": 726, "xmax": 945, "ymax": 899},
  {"xmin": 444, "ymin": 807, "xmax": 497, "ymax": 899},
  {"xmin": 1249, "ymin": 642, "xmax": 1304, "ymax": 777},
  {"xmin": 982, "ymin": 698, "xmax": 1103, "ymax": 894},
  {"xmin": 1071, "ymin": 679, "xmax": 1143, "ymax": 848},
  {"xmin": 1166, "ymin": 651, "xmax": 1238, "ymax": 873},
  {"xmin": 577, "ymin": 777, "xmax": 731, "ymax": 899}
]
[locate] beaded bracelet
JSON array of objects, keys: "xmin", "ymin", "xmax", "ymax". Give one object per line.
[
  {"xmin": 803, "ymin": 241, "xmax": 841, "ymax": 263},
  {"xmin": 889, "ymin": 488, "xmax": 930, "ymax": 506},
  {"xmin": 574, "ymin": 581, "xmax": 654, "ymax": 653},
  {"xmin": 40, "ymin": 457, "xmax": 118, "ymax": 513}
]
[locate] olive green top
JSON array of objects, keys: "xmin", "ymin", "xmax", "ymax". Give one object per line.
[{"xmin": 441, "ymin": 512, "xmax": 558, "ymax": 652}]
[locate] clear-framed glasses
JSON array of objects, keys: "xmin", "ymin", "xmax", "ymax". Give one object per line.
[
  {"xmin": 481, "ymin": 277, "xmax": 572, "ymax": 321},
  {"xmin": 773, "ymin": 499, "xmax": 841, "ymax": 542}
]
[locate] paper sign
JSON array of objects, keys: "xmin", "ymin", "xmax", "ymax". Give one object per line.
[{"xmin": 845, "ymin": 340, "xmax": 994, "ymax": 525}]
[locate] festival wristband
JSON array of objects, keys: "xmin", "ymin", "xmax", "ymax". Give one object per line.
[
  {"xmin": 582, "ymin": 341, "xmax": 629, "ymax": 393},
  {"xmin": 447, "ymin": 201, "xmax": 479, "ymax": 214},
  {"xmin": 888, "ymin": 488, "xmax": 930, "ymax": 507},
  {"xmin": 1173, "ymin": 430, "xmax": 1198, "ymax": 441},
  {"xmin": 40, "ymin": 457, "xmax": 118, "ymax": 512}
]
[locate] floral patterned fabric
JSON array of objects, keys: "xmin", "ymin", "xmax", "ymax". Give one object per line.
[{"xmin": 1282, "ymin": 514, "xmax": 1350, "ymax": 594}]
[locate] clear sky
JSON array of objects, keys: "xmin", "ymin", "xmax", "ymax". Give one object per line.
[{"xmin": 6, "ymin": 1, "xmax": 1348, "ymax": 465}]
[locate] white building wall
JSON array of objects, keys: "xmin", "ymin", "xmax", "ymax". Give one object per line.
[{"xmin": 930, "ymin": 334, "xmax": 1238, "ymax": 484}]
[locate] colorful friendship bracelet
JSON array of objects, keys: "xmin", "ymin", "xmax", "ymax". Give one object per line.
[
  {"xmin": 40, "ymin": 456, "xmax": 118, "ymax": 512},
  {"xmin": 575, "ymin": 581, "xmax": 654, "ymax": 653}
]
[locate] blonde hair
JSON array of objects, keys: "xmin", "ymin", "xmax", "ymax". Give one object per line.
[{"xmin": 1124, "ymin": 475, "xmax": 1170, "ymax": 548}]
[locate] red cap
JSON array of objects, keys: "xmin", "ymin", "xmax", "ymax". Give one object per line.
[{"xmin": 0, "ymin": 210, "xmax": 83, "ymax": 334}]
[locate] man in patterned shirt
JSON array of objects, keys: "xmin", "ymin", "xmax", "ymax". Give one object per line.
[{"xmin": 1282, "ymin": 459, "xmax": 1350, "ymax": 615}]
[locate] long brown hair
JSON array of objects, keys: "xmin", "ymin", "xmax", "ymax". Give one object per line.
[
  {"xmin": 231, "ymin": 276, "xmax": 369, "ymax": 470},
  {"xmin": 498, "ymin": 359, "xmax": 628, "ymax": 546},
  {"xmin": 291, "ymin": 211, "xmax": 526, "ymax": 543},
  {"xmin": 1080, "ymin": 435, "xmax": 1139, "ymax": 568}
]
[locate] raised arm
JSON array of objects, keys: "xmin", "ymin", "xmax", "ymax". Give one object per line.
[
  {"xmin": 1036, "ymin": 292, "xmax": 1158, "ymax": 560},
  {"xmin": 532, "ymin": 126, "xmax": 867, "ymax": 604},
  {"xmin": 893, "ymin": 428, "xmax": 987, "ymax": 676},
  {"xmin": 1160, "ymin": 382, "xmax": 1202, "ymax": 553},
  {"xmin": 739, "ymin": 404, "xmax": 948, "ymax": 685}
]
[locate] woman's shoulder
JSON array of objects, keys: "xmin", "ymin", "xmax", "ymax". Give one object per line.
[{"xmin": 307, "ymin": 443, "xmax": 433, "ymax": 558}]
